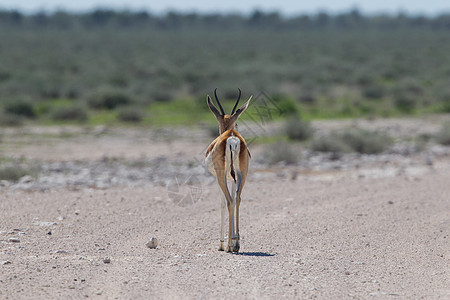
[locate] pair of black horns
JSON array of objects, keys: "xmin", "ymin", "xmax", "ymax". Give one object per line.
[{"xmin": 214, "ymin": 88, "xmax": 241, "ymax": 116}]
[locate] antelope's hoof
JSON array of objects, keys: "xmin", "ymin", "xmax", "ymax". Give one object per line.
[
  {"xmin": 227, "ymin": 238, "xmax": 240, "ymax": 253},
  {"xmin": 218, "ymin": 241, "xmax": 225, "ymax": 251}
]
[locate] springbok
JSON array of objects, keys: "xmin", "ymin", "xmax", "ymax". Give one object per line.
[{"xmin": 205, "ymin": 89, "xmax": 252, "ymax": 252}]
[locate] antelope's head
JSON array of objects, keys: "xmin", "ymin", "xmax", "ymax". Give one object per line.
[{"xmin": 207, "ymin": 88, "xmax": 252, "ymax": 134}]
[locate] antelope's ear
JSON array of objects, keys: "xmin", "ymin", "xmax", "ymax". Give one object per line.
[
  {"xmin": 231, "ymin": 96, "xmax": 252, "ymax": 121},
  {"xmin": 207, "ymin": 95, "xmax": 222, "ymax": 120}
]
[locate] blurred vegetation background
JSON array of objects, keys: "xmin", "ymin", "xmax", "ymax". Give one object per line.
[{"xmin": 1, "ymin": 9, "xmax": 450, "ymax": 126}]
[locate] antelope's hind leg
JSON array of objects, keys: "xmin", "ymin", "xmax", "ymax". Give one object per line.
[
  {"xmin": 219, "ymin": 191, "xmax": 226, "ymax": 251},
  {"xmin": 215, "ymin": 171, "xmax": 234, "ymax": 253},
  {"xmin": 226, "ymin": 179, "xmax": 240, "ymax": 253}
]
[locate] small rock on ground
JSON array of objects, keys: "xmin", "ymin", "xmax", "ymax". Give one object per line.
[{"xmin": 146, "ymin": 238, "xmax": 158, "ymax": 249}]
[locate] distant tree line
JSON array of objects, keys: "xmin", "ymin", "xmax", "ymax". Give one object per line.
[
  {"xmin": 1, "ymin": 8, "xmax": 450, "ymax": 125},
  {"xmin": 1, "ymin": 9, "xmax": 450, "ymax": 30}
]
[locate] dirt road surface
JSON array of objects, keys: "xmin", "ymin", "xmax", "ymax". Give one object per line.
[
  {"xmin": 1, "ymin": 166, "xmax": 449, "ymax": 299},
  {"xmin": 1, "ymin": 120, "xmax": 450, "ymax": 299}
]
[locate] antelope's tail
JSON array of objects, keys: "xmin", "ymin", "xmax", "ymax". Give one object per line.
[{"xmin": 226, "ymin": 136, "xmax": 242, "ymax": 188}]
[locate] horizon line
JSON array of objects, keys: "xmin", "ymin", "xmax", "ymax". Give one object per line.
[{"xmin": 0, "ymin": 6, "xmax": 449, "ymax": 17}]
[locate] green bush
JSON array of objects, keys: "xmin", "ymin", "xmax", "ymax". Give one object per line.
[
  {"xmin": 434, "ymin": 84, "xmax": 450, "ymax": 113},
  {"xmin": 0, "ymin": 112, "xmax": 24, "ymax": 126},
  {"xmin": 439, "ymin": 99, "xmax": 450, "ymax": 113},
  {"xmin": 339, "ymin": 128, "xmax": 392, "ymax": 154},
  {"xmin": 363, "ymin": 83, "xmax": 385, "ymax": 99},
  {"xmin": 353, "ymin": 71, "xmax": 375, "ymax": 86},
  {"xmin": 392, "ymin": 79, "xmax": 423, "ymax": 113},
  {"xmin": 436, "ymin": 122, "xmax": 450, "ymax": 145},
  {"xmin": 3, "ymin": 99, "xmax": 36, "ymax": 118},
  {"xmin": 0, "ymin": 165, "xmax": 33, "ymax": 182},
  {"xmin": 117, "ymin": 106, "xmax": 144, "ymax": 123},
  {"xmin": 311, "ymin": 128, "xmax": 392, "ymax": 154},
  {"xmin": 297, "ymin": 90, "xmax": 317, "ymax": 104},
  {"xmin": 394, "ymin": 94, "xmax": 418, "ymax": 113},
  {"xmin": 310, "ymin": 136, "xmax": 351, "ymax": 154},
  {"xmin": 263, "ymin": 142, "xmax": 299, "ymax": 165},
  {"xmin": 284, "ymin": 116, "xmax": 313, "ymax": 141},
  {"xmin": 149, "ymin": 89, "xmax": 174, "ymax": 102},
  {"xmin": 87, "ymin": 87, "xmax": 133, "ymax": 110},
  {"xmin": 271, "ymin": 95, "xmax": 298, "ymax": 116},
  {"xmin": 50, "ymin": 104, "xmax": 88, "ymax": 122}
]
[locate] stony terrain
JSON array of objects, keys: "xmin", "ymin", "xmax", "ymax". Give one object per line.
[{"xmin": 1, "ymin": 117, "xmax": 450, "ymax": 299}]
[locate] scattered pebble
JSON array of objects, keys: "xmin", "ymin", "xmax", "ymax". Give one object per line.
[
  {"xmin": 146, "ymin": 238, "xmax": 158, "ymax": 249},
  {"xmin": 75, "ymin": 210, "xmax": 80, "ymax": 215},
  {"xmin": 8, "ymin": 238, "xmax": 20, "ymax": 243},
  {"xmin": 33, "ymin": 221, "xmax": 57, "ymax": 227},
  {"xmin": 19, "ymin": 175, "xmax": 34, "ymax": 184},
  {"xmin": 103, "ymin": 257, "xmax": 111, "ymax": 264},
  {"xmin": 1, "ymin": 261, "xmax": 12, "ymax": 265}
]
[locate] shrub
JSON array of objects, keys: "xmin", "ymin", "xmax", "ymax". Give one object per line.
[
  {"xmin": 0, "ymin": 112, "xmax": 23, "ymax": 126},
  {"xmin": 87, "ymin": 87, "xmax": 133, "ymax": 109},
  {"xmin": 434, "ymin": 84, "xmax": 450, "ymax": 113},
  {"xmin": 397, "ymin": 78, "xmax": 423, "ymax": 95},
  {"xmin": 392, "ymin": 79, "xmax": 423, "ymax": 113},
  {"xmin": 149, "ymin": 89, "xmax": 174, "ymax": 103},
  {"xmin": 338, "ymin": 128, "xmax": 392, "ymax": 154},
  {"xmin": 284, "ymin": 116, "xmax": 313, "ymax": 141},
  {"xmin": 394, "ymin": 94, "xmax": 418, "ymax": 113},
  {"xmin": 263, "ymin": 142, "xmax": 299, "ymax": 165},
  {"xmin": 275, "ymin": 96, "xmax": 298, "ymax": 116},
  {"xmin": 354, "ymin": 71, "xmax": 375, "ymax": 86},
  {"xmin": 0, "ymin": 165, "xmax": 33, "ymax": 182},
  {"xmin": 310, "ymin": 136, "xmax": 351, "ymax": 154},
  {"xmin": 440, "ymin": 99, "xmax": 450, "ymax": 113},
  {"xmin": 311, "ymin": 128, "xmax": 392, "ymax": 154},
  {"xmin": 117, "ymin": 106, "xmax": 144, "ymax": 123},
  {"xmin": 50, "ymin": 104, "xmax": 88, "ymax": 122},
  {"xmin": 297, "ymin": 90, "xmax": 317, "ymax": 104},
  {"xmin": 363, "ymin": 83, "xmax": 385, "ymax": 99},
  {"xmin": 436, "ymin": 122, "xmax": 450, "ymax": 145},
  {"xmin": 3, "ymin": 99, "xmax": 35, "ymax": 118},
  {"xmin": 269, "ymin": 94, "xmax": 298, "ymax": 116}
]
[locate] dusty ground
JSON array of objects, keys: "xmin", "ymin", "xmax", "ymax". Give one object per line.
[{"xmin": 1, "ymin": 118, "xmax": 450, "ymax": 299}]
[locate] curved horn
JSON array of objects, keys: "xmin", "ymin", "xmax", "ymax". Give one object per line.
[
  {"xmin": 214, "ymin": 88, "xmax": 225, "ymax": 116},
  {"xmin": 231, "ymin": 88, "xmax": 241, "ymax": 115}
]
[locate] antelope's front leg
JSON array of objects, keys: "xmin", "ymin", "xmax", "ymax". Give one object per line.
[{"xmin": 234, "ymin": 196, "xmax": 241, "ymax": 252}]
